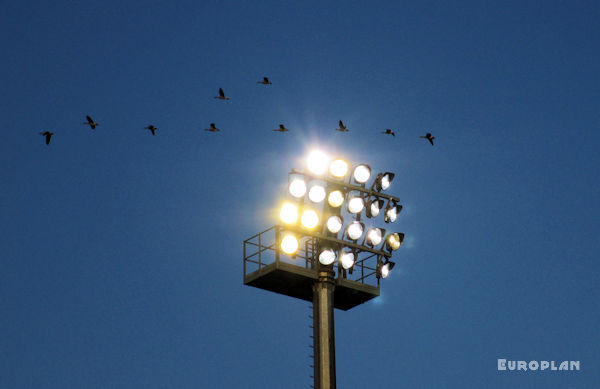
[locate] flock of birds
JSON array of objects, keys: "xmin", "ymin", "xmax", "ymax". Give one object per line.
[{"xmin": 38, "ymin": 77, "xmax": 436, "ymax": 146}]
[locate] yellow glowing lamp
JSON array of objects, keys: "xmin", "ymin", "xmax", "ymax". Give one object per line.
[
  {"xmin": 279, "ymin": 203, "xmax": 298, "ymax": 224},
  {"xmin": 301, "ymin": 209, "xmax": 319, "ymax": 229},
  {"xmin": 281, "ymin": 234, "xmax": 299, "ymax": 254}
]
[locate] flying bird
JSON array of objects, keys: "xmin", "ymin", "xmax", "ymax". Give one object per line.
[
  {"xmin": 205, "ymin": 123, "xmax": 220, "ymax": 132},
  {"xmin": 40, "ymin": 131, "xmax": 54, "ymax": 145},
  {"xmin": 84, "ymin": 115, "xmax": 98, "ymax": 129},
  {"xmin": 274, "ymin": 124, "xmax": 289, "ymax": 132},
  {"xmin": 336, "ymin": 120, "xmax": 348, "ymax": 132},
  {"xmin": 420, "ymin": 132, "xmax": 435, "ymax": 145},
  {"xmin": 258, "ymin": 77, "xmax": 272, "ymax": 85},
  {"xmin": 381, "ymin": 129, "xmax": 395, "ymax": 137},
  {"xmin": 214, "ymin": 88, "xmax": 230, "ymax": 100},
  {"xmin": 144, "ymin": 125, "xmax": 157, "ymax": 136}
]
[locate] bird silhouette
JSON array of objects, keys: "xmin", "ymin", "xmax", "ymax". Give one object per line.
[
  {"xmin": 336, "ymin": 120, "xmax": 348, "ymax": 132},
  {"xmin": 205, "ymin": 123, "xmax": 220, "ymax": 132},
  {"xmin": 420, "ymin": 132, "xmax": 435, "ymax": 145},
  {"xmin": 273, "ymin": 124, "xmax": 289, "ymax": 132},
  {"xmin": 40, "ymin": 131, "xmax": 54, "ymax": 145},
  {"xmin": 258, "ymin": 77, "xmax": 272, "ymax": 85},
  {"xmin": 214, "ymin": 88, "xmax": 230, "ymax": 100},
  {"xmin": 381, "ymin": 129, "xmax": 395, "ymax": 137},
  {"xmin": 145, "ymin": 125, "xmax": 157, "ymax": 136},
  {"xmin": 84, "ymin": 115, "xmax": 98, "ymax": 129}
]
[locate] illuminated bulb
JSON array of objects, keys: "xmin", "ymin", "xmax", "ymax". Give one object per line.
[
  {"xmin": 366, "ymin": 228, "xmax": 383, "ymax": 246},
  {"xmin": 326, "ymin": 215, "xmax": 343, "ymax": 234},
  {"xmin": 301, "ymin": 209, "xmax": 319, "ymax": 229},
  {"xmin": 353, "ymin": 164, "xmax": 371, "ymax": 184},
  {"xmin": 289, "ymin": 179, "xmax": 307, "ymax": 198},
  {"xmin": 367, "ymin": 200, "xmax": 383, "ymax": 218},
  {"xmin": 308, "ymin": 184, "xmax": 326, "ymax": 203},
  {"xmin": 381, "ymin": 175, "xmax": 390, "ymax": 190},
  {"xmin": 329, "ymin": 159, "xmax": 349, "ymax": 178},
  {"xmin": 327, "ymin": 190, "xmax": 344, "ymax": 207},
  {"xmin": 347, "ymin": 197, "xmax": 365, "ymax": 214},
  {"xmin": 381, "ymin": 263, "xmax": 391, "ymax": 278},
  {"xmin": 347, "ymin": 221, "xmax": 364, "ymax": 241},
  {"xmin": 340, "ymin": 251, "xmax": 355, "ymax": 270},
  {"xmin": 281, "ymin": 234, "xmax": 299, "ymax": 254},
  {"xmin": 279, "ymin": 203, "xmax": 298, "ymax": 224},
  {"xmin": 386, "ymin": 233, "xmax": 403, "ymax": 251},
  {"xmin": 307, "ymin": 150, "xmax": 329, "ymax": 175},
  {"xmin": 318, "ymin": 249, "xmax": 336, "ymax": 265}
]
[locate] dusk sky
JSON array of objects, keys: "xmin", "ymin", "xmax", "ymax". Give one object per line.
[{"xmin": 1, "ymin": 1, "xmax": 598, "ymax": 388}]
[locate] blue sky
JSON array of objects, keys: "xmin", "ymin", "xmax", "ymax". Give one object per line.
[{"xmin": 1, "ymin": 1, "xmax": 598, "ymax": 388}]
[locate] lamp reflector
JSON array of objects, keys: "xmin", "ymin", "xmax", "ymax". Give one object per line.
[
  {"xmin": 384, "ymin": 203, "xmax": 402, "ymax": 223},
  {"xmin": 329, "ymin": 159, "xmax": 349, "ymax": 178},
  {"xmin": 281, "ymin": 234, "xmax": 299, "ymax": 255},
  {"xmin": 289, "ymin": 179, "xmax": 307, "ymax": 198},
  {"xmin": 340, "ymin": 250, "xmax": 355, "ymax": 270},
  {"xmin": 366, "ymin": 228, "xmax": 384, "ymax": 246},
  {"xmin": 353, "ymin": 164, "xmax": 371, "ymax": 184},
  {"xmin": 347, "ymin": 197, "xmax": 365, "ymax": 214},
  {"xmin": 347, "ymin": 221, "xmax": 364, "ymax": 241},
  {"xmin": 318, "ymin": 248, "xmax": 336, "ymax": 265},
  {"xmin": 381, "ymin": 261, "xmax": 395, "ymax": 278},
  {"xmin": 326, "ymin": 215, "xmax": 343, "ymax": 234},
  {"xmin": 279, "ymin": 203, "xmax": 298, "ymax": 224},
  {"xmin": 366, "ymin": 199, "xmax": 384, "ymax": 218},
  {"xmin": 386, "ymin": 232, "xmax": 404, "ymax": 251},
  {"xmin": 327, "ymin": 190, "xmax": 344, "ymax": 208}
]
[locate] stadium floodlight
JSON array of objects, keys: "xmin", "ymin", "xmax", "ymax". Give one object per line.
[
  {"xmin": 340, "ymin": 249, "xmax": 355, "ymax": 270},
  {"xmin": 384, "ymin": 202, "xmax": 403, "ymax": 223},
  {"xmin": 374, "ymin": 172, "xmax": 395, "ymax": 191},
  {"xmin": 289, "ymin": 178, "xmax": 307, "ymax": 198},
  {"xmin": 308, "ymin": 184, "xmax": 326, "ymax": 203},
  {"xmin": 352, "ymin": 164, "xmax": 371, "ymax": 184},
  {"xmin": 347, "ymin": 196, "xmax": 365, "ymax": 214},
  {"xmin": 385, "ymin": 232, "xmax": 404, "ymax": 252},
  {"xmin": 327, "ymin": 190, "xmax": 344, "ymax": 208},
  {"xmin": 378, "ymin": 259, "xmax": 396, "ymax": 279},
  {"xmin": 326, "ymin": 215, "xmax": 343, "ymax": 234},
  {"xmin": 280, "ymin": 203, "xmax": 299, "ymax": 224},
  {"xmin": 365, "ymin": 199, "xmax": 384, "ymax": 218},
  {"xmin": 346, "ymin": 221, "xmax": 365, "ymax": 241},
  {"xmin": 301, "ymin": 209, "xmax": 320, "ymax": 229},
  {"xmin": 281, "ymin": 234, "xmax": 299, "ymax": 255},
  {"xmin": 329, "ymin": 159, "xmax": 349, "ymax": 179},
  {"xmin": 307, "ymin": 150, "xmax": 330, "ymax": 176},
  {"xmin": 318, "ymin": 248, "xmax": 336, "ymax": 265},
  {"xmin": 365, "ymin": 227, "xmax": 385, "ymax": 247}
]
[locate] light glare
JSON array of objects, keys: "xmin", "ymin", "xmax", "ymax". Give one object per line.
[
  {"xmin": 289, "ymin": 179, "xmax": 307, "ymax": 198},
  {"xmin": 366, "ymin": 228, "xmax": 383, "ymax": 246},
  {"xmin": 307, "ymin": 150, "xmax": 329, "ymax": 175},
  {"xmin": 279, "ymin": 203, "xmax": 298, "ymax": 224},
  {"xmin": 301, "ymin": 209, "xmax": 319, "ymax": 229}
]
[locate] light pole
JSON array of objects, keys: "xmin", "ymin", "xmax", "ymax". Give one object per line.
[{"xmin": 244, "ymin": 150, "xmax": 405, "ymax": 389}]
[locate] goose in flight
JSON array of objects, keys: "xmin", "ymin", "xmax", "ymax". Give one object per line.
[
  {"xmin": 214, "ymin": 88, "xmax": 230, "ymax": 100},
  {"xmin": 84, "ymin": 115, "xmax": 98, "ymax": 129},
  {"xmin": 205, "ymin": 123, "xmax": 220, "ymax": 132},
  {"xmin": 40, "ymin": 131, "xmax": 54, "ymax": 145},
  {"xmin": 381, "ymin": 129, "xmax": 395, "ymax": 137},
  {"xmin": 420, "ymin": 132, "xmax": 435, "ymax": 145},
  {"xmin": 145, "ymin": 125, "xmax": 157, "ymax": 136},
  {"xmin": 258, "ymin": 77, "xmax": 272, "ymax": 85},
  {"xmin": 336, "ymin": 120, "xmax": 348, "ymax": 132},
  {"xmin": 274, "ymin": 124, "xmax": 289, "ymax": 132}
]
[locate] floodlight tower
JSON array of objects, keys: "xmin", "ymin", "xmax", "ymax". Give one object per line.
[{"xmin": 243, "ymin": 150, "xmax": 405, "ymax": 389}]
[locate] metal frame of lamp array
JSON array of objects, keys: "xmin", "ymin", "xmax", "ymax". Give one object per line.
[{"xmin": 278, "ymin": 157, "xmax": 405, "ymax": 279}]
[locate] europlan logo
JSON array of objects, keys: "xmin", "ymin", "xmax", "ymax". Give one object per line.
[{"xmin": 498, "ymin": 359, "xmax": 580, "ymax": 371}]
